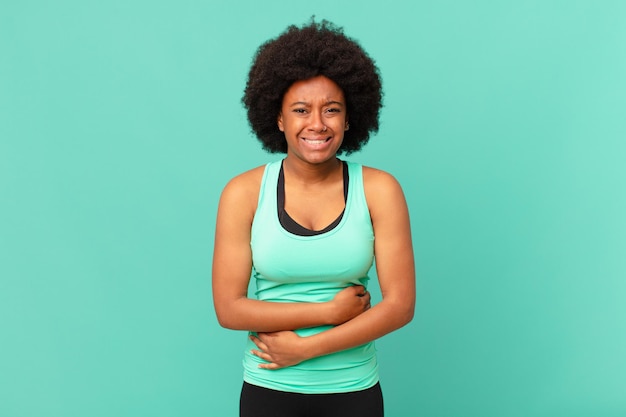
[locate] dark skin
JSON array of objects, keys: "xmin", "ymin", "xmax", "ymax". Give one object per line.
[{"xmin": 213, "ymin": 76, "xmax": 415, "ymax": 369}]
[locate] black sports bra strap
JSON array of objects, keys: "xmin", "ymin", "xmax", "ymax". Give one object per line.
[{"xmin": 277, "ymin": 161, "xmax": 348, "ymax": 236}]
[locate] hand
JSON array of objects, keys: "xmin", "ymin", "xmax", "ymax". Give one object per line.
[
  {"xmin": 250, "ymin": 331, "xmax": 309, "ymax": 370},
  {"xmin": 328, "ymin": 285, "xmax": 371, "ymax": 325}
]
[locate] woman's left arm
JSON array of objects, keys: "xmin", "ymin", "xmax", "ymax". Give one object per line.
[{"xmin": 251, "ymin": 168, "xmax": 416, "ymax": 369}]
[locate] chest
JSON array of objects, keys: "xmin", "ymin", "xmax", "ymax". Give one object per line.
[{"xmin": 283, "ymin": 182, "xmax": 345, "ymax": 231}]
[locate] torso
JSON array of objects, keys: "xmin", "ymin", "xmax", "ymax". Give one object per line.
[{"xmin": 244, "ymin": 159, "xmax": 378, "ymax": 393}]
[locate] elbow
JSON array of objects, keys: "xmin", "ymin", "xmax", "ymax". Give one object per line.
[
  {"xmin": 386, "ymin": 297, "xmax": 415, "ymax": 329},
  {"xmin": 216, "ymin": 313, "xmax": 246, "ymax": 331},
  {"xmin": 213, "ymin": 294, "xmax": 252, "ymax": 330},
  {"xmin": 396, "ymin": 303, "xmax": 414, "ymax": 328},
  {"xmin": 216, "ymin": 313, "xmax": 234, "ymax": 329},
  {"xmin": 403, "ymin": 305, "xmax": 415, "ymax": 326},
  {"xmin": 214, "ymin": 304, "xmax": 244, "ymax": 330}
]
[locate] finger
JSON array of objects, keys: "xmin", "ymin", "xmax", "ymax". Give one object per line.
[
  {"xmin": 256, "ymin": 331, "xmax": 278, "ymax": 341},
  {"xmin": 356, "ymin": 288, "xmax": 368, "ymax": 297},
  {"xmin": 251, "ymin": 349, "xmax": 272, "ymax": 362},
  {"xmin": 352, "ymin": 285, "xmax": 364, "ymax": 294},
  {"xmin": 259, "ymin": 362, "xmax": 281, "ymax": 370},
  {"xmin": 252, "ymin": 350, "xmax": 284, "ymax": 370},
  {"xmin": 249, "ymin": 335, "xmax": 268, "ymax": 351}
]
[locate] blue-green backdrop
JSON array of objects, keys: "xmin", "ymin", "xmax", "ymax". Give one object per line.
[{"xmin": 1, "ymin": 1, "xmax": 625, "ymax": 416}]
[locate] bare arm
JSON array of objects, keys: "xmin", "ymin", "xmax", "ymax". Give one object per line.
[
  {"xmin": 251, "ymin": 168, "xmax": 415, "ymax": 367},
  {"xmin": 212, "ymin": 168, "xmax": 370, "ymax": 332}
]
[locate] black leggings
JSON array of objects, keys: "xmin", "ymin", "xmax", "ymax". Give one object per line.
[{"xmin": 240, "ymin": 381, "xmax": 384, "ymax": 417}]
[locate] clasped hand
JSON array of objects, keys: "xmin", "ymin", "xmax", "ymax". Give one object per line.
[{"xmin": 250, "ymin": 285, "xmax": 370, "ymax": 369}]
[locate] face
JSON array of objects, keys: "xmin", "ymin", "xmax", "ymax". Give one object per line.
[{"xmin": 277, "ymin": 75, "xmax": 349, "ymax": 165}]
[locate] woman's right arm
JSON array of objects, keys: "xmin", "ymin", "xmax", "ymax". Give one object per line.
[{"xmin": 212, "ymin": 168, "xmax": 369, "ymax": 333}]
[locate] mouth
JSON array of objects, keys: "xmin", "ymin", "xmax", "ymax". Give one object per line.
[{"xmin": 302, "ymin": 137, "xmax": 331, "ymax": 145}]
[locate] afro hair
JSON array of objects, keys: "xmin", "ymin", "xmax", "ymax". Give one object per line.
[{"xmin": 242, "ymin": 19, "xmax": 383, "ymax": 154}]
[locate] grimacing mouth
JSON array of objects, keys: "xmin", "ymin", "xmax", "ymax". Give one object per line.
[{"xmin": 301, "ymin": 136, "xmax": 332, "ymax": 143}]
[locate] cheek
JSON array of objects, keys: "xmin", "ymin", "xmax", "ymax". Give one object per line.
[
  {"xmin": 282, "ymin": 118, "xmax": 303, "ymax": 133},
  {"xmin": 330, "ymin": 118, "xmax": 347, "ymax": 130}
]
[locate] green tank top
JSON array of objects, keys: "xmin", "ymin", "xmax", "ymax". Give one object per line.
[{"xmin": 243, "ymin": 160, "xmax": 378, "ymax": 393}]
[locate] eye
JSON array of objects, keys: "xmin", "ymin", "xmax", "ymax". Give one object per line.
[
  {"xmin": 325, "ymin": 107, "xmax": 341, "ymax": 113},
  {"xmin": 292, "ymin": 108, "xmax": 307, "ymax": 114}
]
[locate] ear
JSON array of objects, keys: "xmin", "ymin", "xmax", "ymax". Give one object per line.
[
  {"xmin": 277, "ymin": 113, "xmax": 284, "ymax": 132},
  {"xmin": 345, "ymin": 119, "xmax": 350, "ymax": 131}
]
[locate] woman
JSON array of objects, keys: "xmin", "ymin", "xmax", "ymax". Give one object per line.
[{"xmin": 212, "ymin": 20, "xmax": 415, "ymax": 417}]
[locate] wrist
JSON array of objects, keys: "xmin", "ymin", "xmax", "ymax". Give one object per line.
[
  {"xmin": 299, "ymin": 333, "xmax": 320, "ymax": 361},
  {"xmin": 322, "ymin": 300, "xmax": 338, "ymax": 326}
]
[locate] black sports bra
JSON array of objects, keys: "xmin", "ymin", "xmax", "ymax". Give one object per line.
[{"xmin": 277, "ymin": 161, "xmax": 349, "ymax": 236}]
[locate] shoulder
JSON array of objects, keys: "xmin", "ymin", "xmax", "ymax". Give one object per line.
[
  {"xmin": 360, "ymin": 166, "xmax": 408, "ymax": 218},
  {"xmin": 361, "ymin": 166, "xmax": 405, "ymax": 197},
  {"xmin": 218, "ymin": 164, "xmax": 267, "ymax": 217},
  {"xmin": 221, "ymin": 165, "xmax": 266, "ymax": 197}
]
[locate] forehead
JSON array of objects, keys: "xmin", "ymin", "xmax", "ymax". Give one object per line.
[{"xmin": 283, "ymin": 75, "xmax": 345, "ymax": 103}]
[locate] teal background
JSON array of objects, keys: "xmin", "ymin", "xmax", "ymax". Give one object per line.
[{"xmin": 1, "ymin": 1, "xmax": 625, "ymax": 416}]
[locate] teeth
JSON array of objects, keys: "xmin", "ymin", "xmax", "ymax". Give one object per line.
[{"xmin": 304, "ymin": 139, "xmax": 327, "ymax": 144}]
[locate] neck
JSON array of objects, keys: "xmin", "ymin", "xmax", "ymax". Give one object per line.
[{"xmin": 283, "ymin": 155, "xmax": 342, "ymax": 185}]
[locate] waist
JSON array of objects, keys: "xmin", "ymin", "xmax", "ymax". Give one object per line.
[{"xmin": 243, "ymin": 338, "xmax": 378, "ymax": 393}]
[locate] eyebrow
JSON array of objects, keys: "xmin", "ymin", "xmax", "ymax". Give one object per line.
[{"xmin": 289, "ymin": 100, "xmax": 345, "ymax": 107}]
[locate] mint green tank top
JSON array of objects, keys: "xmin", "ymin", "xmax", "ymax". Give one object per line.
[{"xmin": 243, "ymin": 160, "xmax": 378, "ymax": 394}]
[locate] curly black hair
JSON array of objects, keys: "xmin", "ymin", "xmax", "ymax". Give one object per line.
[{"xmin": 242, "ymin": 19, "xmax": 383, "ymax": 155}]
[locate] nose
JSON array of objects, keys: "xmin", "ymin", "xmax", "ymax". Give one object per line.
[{"xmin": 308, "ymin": 110, "xmax": 325, "ymax": 132}]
